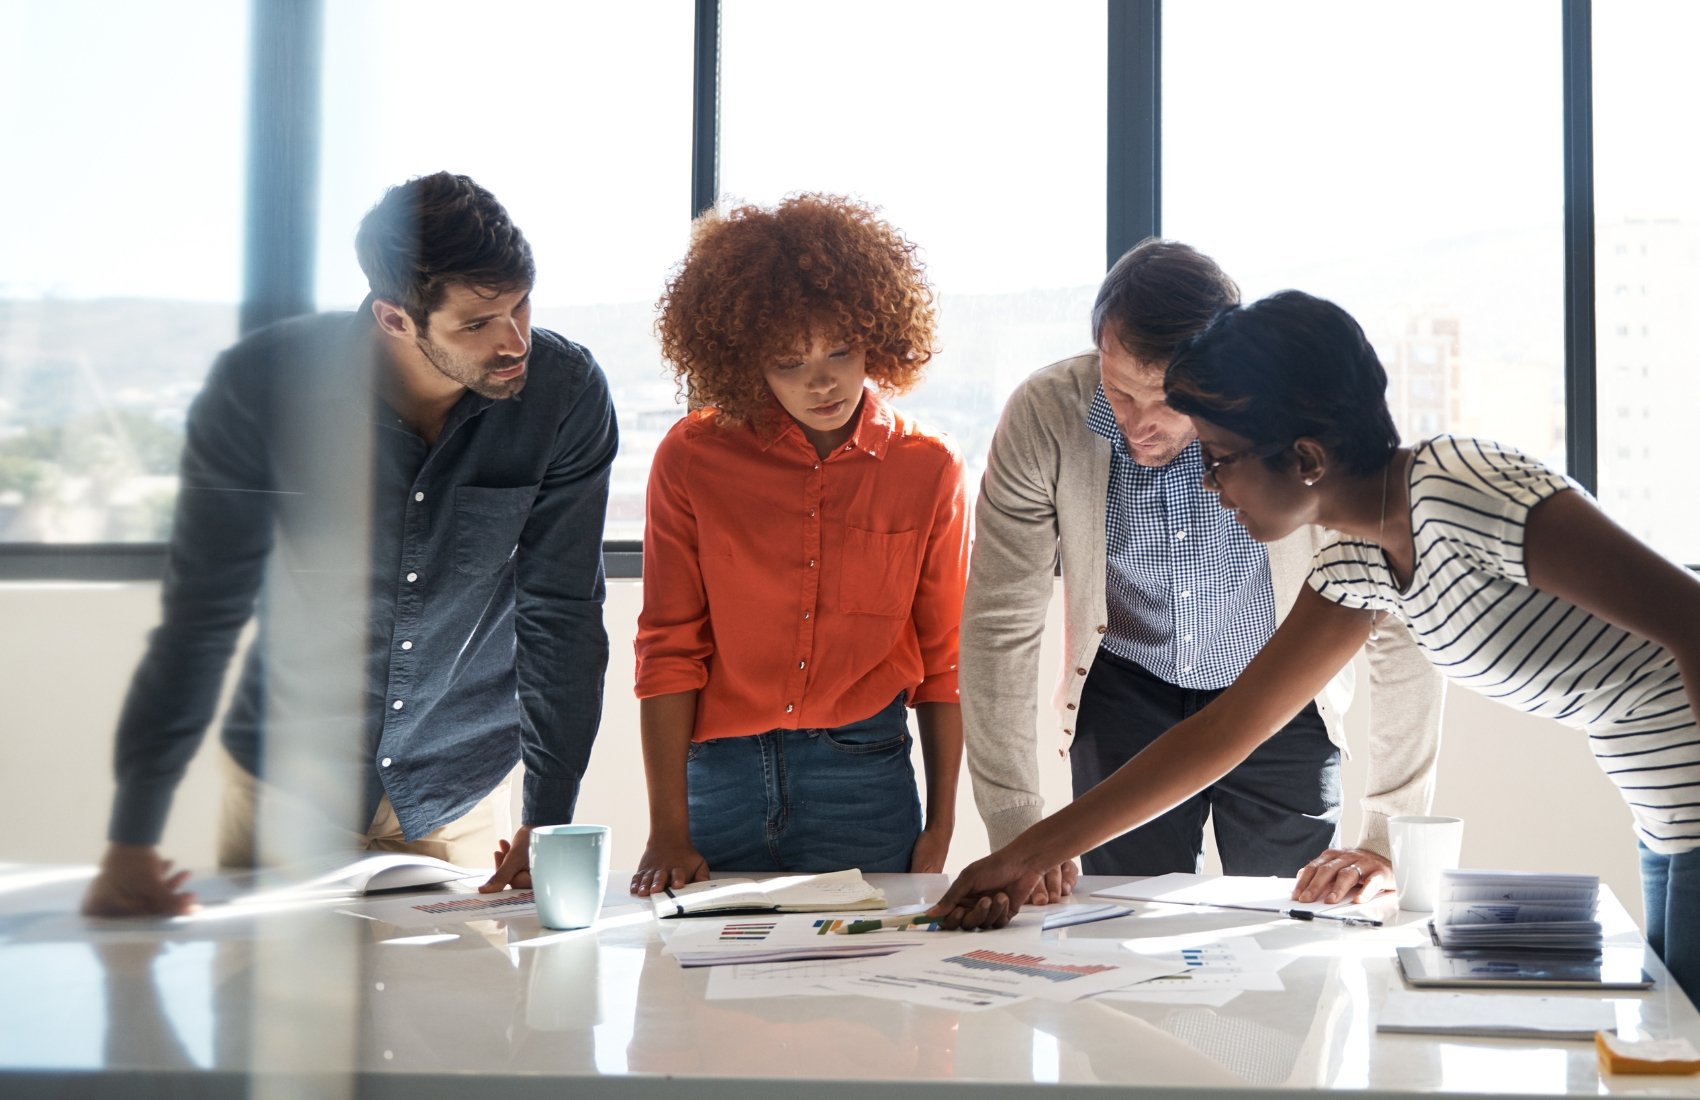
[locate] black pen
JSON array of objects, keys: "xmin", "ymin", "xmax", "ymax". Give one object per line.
[{"xmin": 1202, "ymin": 901, "xmax": 1382, "ymax": 927}]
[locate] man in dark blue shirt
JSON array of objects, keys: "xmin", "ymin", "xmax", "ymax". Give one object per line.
[{"xmin": 84, "ymin": 173, "xmax": 617, "ymax": 915}]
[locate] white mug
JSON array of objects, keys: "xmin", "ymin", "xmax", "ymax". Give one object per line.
[
  {"xmin": 1388, "ymin": 815, "xmax": 1464, "ymax": 912},
  {"xmin": 530, "ymin": 824, "xmax": 611, "ymax": 930}
]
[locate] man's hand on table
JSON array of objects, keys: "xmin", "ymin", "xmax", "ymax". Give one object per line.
[
  {"xmin": 480, "ymin": 825, "xmax": 535, "ymax": 892},
  {"xmin": 1025, "ymin": 859, "xmax": 1079, "ymax": 906},
  {"xmin": 1292, "ymin": 846, "xmax": 1395, "ymax": 905},
  {"xmin": 82, "ymin": 843, "xmax": 197, "ymax": 917}
]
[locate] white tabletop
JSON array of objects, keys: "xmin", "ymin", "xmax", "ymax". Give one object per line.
[{"xmin": 2, "ymin": 864, "xmax": 1697, "ymax": 1099}]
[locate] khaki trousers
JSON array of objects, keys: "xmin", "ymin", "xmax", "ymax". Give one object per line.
[{"xmin": 217, "ymin": 749, "xmax": 516, "ymax": 870}]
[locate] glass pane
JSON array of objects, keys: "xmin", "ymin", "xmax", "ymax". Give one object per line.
[
  {"xmin": 719, "ymin": 0, "xmax": 1108, "ymax": 488},
  {"xmin": 1164, "ymin": 2, "xmax": 1565, "ymax": 467},
  {"xmin": 0, "ymin": 1, "xmax": 247, "ymax": 542},
  {"xmin": 316, "ymin": 1, "xmax": 696, "ymax": 540},
  {"xmin": 1593, "ymin": 1, "xmax": 1700, "ymax": 563}
]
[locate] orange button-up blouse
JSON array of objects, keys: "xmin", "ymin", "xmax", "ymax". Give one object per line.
[{"xmin": 634, "ymin": 388, "xmax": 969, "ymax": 740}]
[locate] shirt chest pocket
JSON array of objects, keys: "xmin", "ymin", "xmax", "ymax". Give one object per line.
[
  {"xmin": 838, "ymin": 526, "xmax": 921, "ymax": 618},
  {"xmin": 453, "ymin": 484, "xmax": 539, "ymax": 576}
]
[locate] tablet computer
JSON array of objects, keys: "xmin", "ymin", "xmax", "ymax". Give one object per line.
[{"xmin": 1396, "ymin": 945, "xmax": 1653, "ymax": 990}]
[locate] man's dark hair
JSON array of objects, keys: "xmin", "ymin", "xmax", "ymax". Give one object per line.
[
  {"xmin": 1090, "ymin": 238, "xmax": 1240, "ymax": 364},
  {"xmin": 1165, "ymin": 290, "xmax": 1401, "ymax": 476},
  {"xmin": 355, "ymin": 172, "xmax": 535, "ymax": 330}
]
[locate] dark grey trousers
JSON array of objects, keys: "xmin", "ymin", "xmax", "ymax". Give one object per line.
[{"xmin": 1071, "ymin": 646, "xmax": 1341, "ymax": 877}]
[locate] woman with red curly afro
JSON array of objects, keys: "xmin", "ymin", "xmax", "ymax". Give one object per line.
[{"xmin": 630, "ymin": 194, "xmax": 969, "ymax": 895}]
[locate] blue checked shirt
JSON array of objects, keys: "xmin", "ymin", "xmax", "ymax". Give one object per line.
[{"xmin": 1087, "ymin": 386, "xmax": 1276, "ymax": 690}]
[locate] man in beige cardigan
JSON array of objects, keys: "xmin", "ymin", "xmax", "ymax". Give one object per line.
[{"xmin": 963, "ymin": 239, "xmax": 1444, "ymax": 905}]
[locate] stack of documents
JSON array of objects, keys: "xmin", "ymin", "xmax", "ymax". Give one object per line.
[{"xmin": 1430, "ymin": 869, "xmax": 1601, "ymax": 952}]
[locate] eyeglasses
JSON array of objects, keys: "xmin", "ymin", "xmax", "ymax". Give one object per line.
[{"xmin": 1201, "ymin": 440, "xmax": 1291, "ymax": 489}]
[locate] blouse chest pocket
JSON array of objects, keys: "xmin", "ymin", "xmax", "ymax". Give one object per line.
[
  {"xmin": 453, "ymin": 484, "xmax": 539, "ymax": 576},
  {"xmin": 838, "ymin": 526, "xmax": 921, "ymax": 617}
]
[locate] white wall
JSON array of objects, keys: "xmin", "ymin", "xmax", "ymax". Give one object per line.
[{"xmin": 0, "ymin": 578, "xmax": 1642, "ymax": 924}]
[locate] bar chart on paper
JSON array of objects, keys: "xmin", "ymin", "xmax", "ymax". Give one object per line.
[{"xmin": 947, "ymin": 948, "xmax": 1119, "ymax": 982}]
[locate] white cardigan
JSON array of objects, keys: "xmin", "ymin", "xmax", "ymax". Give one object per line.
[{"xmin": 961, "ymin": 352, "xmax": 1446, "ymax": 856}]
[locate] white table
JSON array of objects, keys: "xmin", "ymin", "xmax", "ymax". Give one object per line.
[{"xmin": 2, "ymin": 865, "xmax": 1696, "ymax": 1099}]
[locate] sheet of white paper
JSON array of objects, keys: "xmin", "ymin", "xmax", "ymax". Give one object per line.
[
  {"xmin": 705, "ymin": 958, "xmax": 870, "ymax": 1000},
  {"xmin": 1090, "ymin": 872, "xmax": 1352, "ymax": 915},
  {"xmin": 662, "ymin": 911, "xmax": 939, "ymax": 964},
  {"xmin": 1110, "ymin": 935, "xmax": 1289, "ymax": 993},
  {"xmin": 1377, "ymin": 990, "xmax": 1619, "ymax": 1039},
  {"xmin": 346, "ymin": 889, "xmax": 538, "ymax": 928},
  {"xmin": 821, "ymin": 933, "xmax": 1188, "ymax": 1010}
]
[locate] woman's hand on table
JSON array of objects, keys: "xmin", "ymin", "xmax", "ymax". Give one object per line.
[
  {"xmin": 630, "ymin": 836, "xmax": 709, "ymax": 896},
  {"xmin": 1292, "ymin": 847, "xmax": 1395, "ymax": 904},
  {"xmin": 908, "ymin": 824, "xmax": 953, "ymax": 874}
]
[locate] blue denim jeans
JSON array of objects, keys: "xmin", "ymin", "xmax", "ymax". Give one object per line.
[
  {"xmin": 687, "ymin": 693, "xmax": 921, "ymax": 873},
  {"xmin": 1639, "ymin": 842, "xmax": 1700, "ymax": 1003}
]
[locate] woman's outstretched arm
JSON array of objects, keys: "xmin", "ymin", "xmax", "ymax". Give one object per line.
[{"xmin": 932, "ymin": 587, "xmax": 1375, "ymax": 928}]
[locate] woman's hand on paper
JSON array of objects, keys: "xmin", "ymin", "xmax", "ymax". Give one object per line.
[
  {"xmin": 1292, "ymin": 847, "xmax": 1394, "ymax": 905},
  {"xmin": 630, "ymin": 835, "xmax": 709, "ymax": 896},
  {"xmin": 926, "ymin": 845, "xmax": 1044, "ymax": 930}
]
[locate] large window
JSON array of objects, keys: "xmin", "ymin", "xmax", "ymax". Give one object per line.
[
  {"xmin": 2, "ymin": 1, "xmax": 1690, "ymax": 569},
  {"xmin": 1164, "ymin": 0, "xmax": 1566, "ymax": 470},
  {"xmin": 719, "ymin": 0, "xmax": 1107, "ymax": 489},
  {"xmin": 1592, "ymin": 0, "xmax": 1698, "ymax": 563},
  {"xmin": 315, "ymin": 0, "xmax": 695, "ymax": 540},
  {"xmin": 0, "ymin": 0, "xmax": 248, "ymax": 543}
]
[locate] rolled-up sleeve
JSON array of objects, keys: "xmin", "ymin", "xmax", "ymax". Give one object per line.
[
  {"xmin": 908, "ymin": 446, "xmax": 969, "ymax": 705},
  {"xmin": 634, "ymin": 424, "xmax": 716, "ymax": 699}
]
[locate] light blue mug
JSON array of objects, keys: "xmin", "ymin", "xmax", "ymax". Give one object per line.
[{"xmin": 530, "ymin": 824, "xmax": 611, "ymax": 929}]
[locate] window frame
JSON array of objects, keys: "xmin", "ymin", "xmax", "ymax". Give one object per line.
[{"xmin": 3, "ymin": 0, "xmax": 1664, "ymax": 582}]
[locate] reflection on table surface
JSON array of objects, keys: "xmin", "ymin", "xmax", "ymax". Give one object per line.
[{"xmin": 2, "ymin": 864, "xmax": 1698, "ymax": 1099}]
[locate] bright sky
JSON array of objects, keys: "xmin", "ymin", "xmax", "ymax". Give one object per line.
[{"xmin": 1, "ymin": 0, "xmax": 1694, "ymax": 304}]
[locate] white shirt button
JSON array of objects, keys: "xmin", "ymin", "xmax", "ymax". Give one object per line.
[
  {"xmin": 1174, "ymin": 530, "xmax": 1187, "ymax": 541},
  {"xmin": 401, "ymin": 640, "xmax": 413, "ymax": 650},
  {"xmin": 798, "ymin": 660, "xmax": 807, "ymax": 670},
  {"xmin": 406, "ymin": 572, "xmax": 418, "ymax": 583},
  {"xmin": 1183, "ymin": 633, "xmax": 1194, "ymax": 643},
  {"xmin": 785, "ymin": 703, "xmax": 795, "ymax": 714},
  {"xmin": 808, "ymin": 509, "xmax": 816, "ymax": 517},
  {"xmin": 380, "ymin": 757, "xmax": 393, "ymax": 767},
  {"xmin": 391, "ymin": 699, "xmax": 404, "ymax": 711},
  {"xmin": 414, "ymin": 491, "xmax": 425, "ymax": 502},
  {"xmin": 807, "ymin": 559, "xmax": 816, "ymax": 568},
  {"xmin": 1180, "ymin": 665, "xmax": 1192, "ymax": 674},
  {"xmin": 1179, "ymin": 590, "xmax": 1191, "ymax": 599},
  {"xmin": 803, "ymin": 611, "xmax": 811, "ymax": 620}
]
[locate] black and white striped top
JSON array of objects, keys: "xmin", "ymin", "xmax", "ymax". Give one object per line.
[{"xmin": 1308, "ymin": 436, "xmax": 1698, "ymax": 854}]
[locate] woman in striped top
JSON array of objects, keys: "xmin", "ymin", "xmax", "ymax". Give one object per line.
[{"xmin": 932, "ymin": 290, "xmax": 1700, "ymax": 998}]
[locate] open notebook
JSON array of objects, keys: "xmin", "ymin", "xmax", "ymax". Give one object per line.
[{"xmin": 649, "ymin": 869, "xmax": 886, "ymax": 919}]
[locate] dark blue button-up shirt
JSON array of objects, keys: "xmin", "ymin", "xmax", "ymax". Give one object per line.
[{"xmin": 108, "ymin": 312, "xmax": 616, "ymax": 846}]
